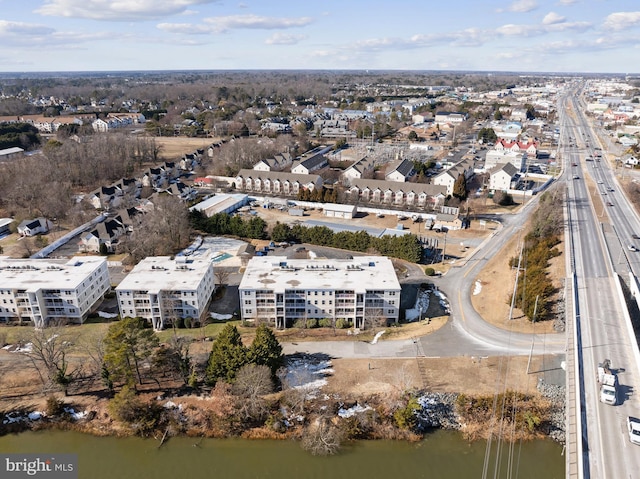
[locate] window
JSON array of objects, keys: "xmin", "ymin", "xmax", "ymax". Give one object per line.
[
  {"xmin": 244, "ymin": 300, "xmax": 252, "ymax": 305},
  {"xmin": 389, "ymin": 291, "xmax": 396, "ymax": 296}
]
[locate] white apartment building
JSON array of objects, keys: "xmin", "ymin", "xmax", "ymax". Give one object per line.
[
  {"xmin": 116, "ymin": 255, "xmax": 215, "ymax": 330},
  {"xmin": 239, "ymin": 256, "xmax": 401, "ymax": 329},
  {"xmin": 0, "ymin": 256, "xmax": 110, "ymax": 327}
]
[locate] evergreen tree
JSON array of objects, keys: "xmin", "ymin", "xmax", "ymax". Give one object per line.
[
  {"xmin": 104, "ymin": 317, "xmax": 159, "ymax": 387},
  {"xmin": 271, "ymin": 222, "xmax": 292, "ymax": 242},
  {"xmin": 453, "ymin": 174, "xmax": 467, "ymax": 200},
  {"xmin": 248, "ymin": 324, "xmax": 283, "ymax": 376},
  {"xmin": 205, "ymin": 324, "xmax": 248, "ymax": 385}
]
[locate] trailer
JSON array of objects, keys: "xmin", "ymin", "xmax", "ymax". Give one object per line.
[{"xmin": 597, "ymin": 359, "xmax": 619, "ymax": 405}]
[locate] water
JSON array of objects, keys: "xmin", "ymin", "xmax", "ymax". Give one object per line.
[{"xmin": 0, "ymin": 430, "xmax": 564, "ymax": 479}]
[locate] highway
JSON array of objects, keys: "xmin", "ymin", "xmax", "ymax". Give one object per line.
[{"xmin": 562, "ymin": 84, "xmax": 640, "ymax": 478}]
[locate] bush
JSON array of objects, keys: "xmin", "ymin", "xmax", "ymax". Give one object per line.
[
  {"xmin": 424, "ymin": 267, "xmax": 435, "ymax": 276},
  {"xmin": 394, "ymin": 397, "xmax": 420, "ymax": 431},
  {"xmin": 108, "ymin": 385, "xmax": 162, "ymax": 434},
  {"xmin": 318, "ymin": 318, "xmax": 332, "ymax": 328},
  {"xmin": 293, "ymin": 319, "xmax": 307, "ymax": 328},
  {"xmin": 335, "ymin": 318, "xmax": 350, "ymax": 329},
  {"xmin": 45, "ymin": 396, "xmax": 66, "ymax": 417},
  {"xmin": 306, "ymin": 319, "xmax": 318, "ymax": 329}
]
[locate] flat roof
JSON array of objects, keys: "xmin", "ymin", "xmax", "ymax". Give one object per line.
[
  {"xmin": 189, "ymin": 193, "xmax": 248, "ymax": 216},
  {"xmin": 116, "ymin": 255, "xmax": 213, "ymax": 294},
  {"xmin": 303, "ymin": 219, "xmax": 385, "ymax": 238},
  {"xmin": 239, "ymin": 255, "xmax": 400, "ymax": 293},
  {"xmin": 0, "ymin": 256, "xmax": 106, "ymax": 292},
  {"xmin": 0, "ymin": 218, "xmax": 13, "ymax": 228},
  {"xmin": 323, "ymin": 203, "xmax": 356, "ymax": 213}
]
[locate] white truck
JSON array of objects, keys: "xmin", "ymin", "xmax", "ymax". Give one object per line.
[{"xmin": 597, "ymin": 359, "xmax": 619, "ymax": 405}]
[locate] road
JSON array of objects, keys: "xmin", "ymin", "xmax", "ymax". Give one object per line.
[{"xmin": 562, "ymin": 83, "xmax": 640, "ymax": 478}]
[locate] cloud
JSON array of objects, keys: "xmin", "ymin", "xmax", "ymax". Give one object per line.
[
  {"xmin": 35, "ymin": 0, "xmax": 219, "ymax": 21},
  {"xmin": 603, "ymin": 12, "xmax": 640, "ymax": 31},
  {"xmin": 0, "ymin": 20, "xmax": 112, "ymax": 49},
  {"xmin": 542, "ymin": 12, "xmax": 565, "ymax": 25},
  {"xmin": 203, "ymin": 14, "xmax": 313, "ymax": 33},
  {"xmin": 558, "ymin": 0, "xmax": 576, "ymax": 4},
  {"xmin": 496, "ymin": 19, "xmax": 589, "ymax": 36},
  {"xmin": 508, "ymin": 0, "xmax": 538, "ymax": 13},
  {"xmin": 0, "ymin": 21, "xmax": 55, "ymax": 36},
  {"xmin": 158, "ymin": 14, "xmax": 312, "ymax": 34},
  {"xmin": 265, "ymin": 33, "xmax": 305, "ymax": 45}
]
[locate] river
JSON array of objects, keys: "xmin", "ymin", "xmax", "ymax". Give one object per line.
[{"xmin": 0, "ymin": 430, "xmax": 564, "ymax": 479}]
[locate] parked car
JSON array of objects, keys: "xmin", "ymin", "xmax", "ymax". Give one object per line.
[
  {"xmin": 633, "ymin": 234, "xmax": 640, "ymax": 240},
  {"xmin": 628, "ymin": 245, "xmax": 637, "ymax": 252},
  {"xmin": 628, "ymin": 417, "xmax": 640, "ymax": 446}
]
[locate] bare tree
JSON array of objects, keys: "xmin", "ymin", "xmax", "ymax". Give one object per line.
[
  {"xmin": 363, "ymin": 308, "xmax": 387, "ymax": 330},
  {"xmin": 19, "ymin": 325, "xmax": 77, "ymax": 395},
  {"xmin": 232, "ymin": 364, "xmax": 274, "ymax": 421},
  {"xmin": 301, "ymin": 416, "xmax": 344, "ymax": 456},
  {"xmin": 214, "ymin": 268, "xmax": 231, "ymax": 288}
]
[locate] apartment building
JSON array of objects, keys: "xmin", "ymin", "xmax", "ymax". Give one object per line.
[
  {"xmin": 0, "ymin": 256, "xmax": 110, "ymax": 327},
  {"xmin": 115, "ymin": 255, "xmax": 215, "ymax": 330},
  {"xmin": 239, "ymin": 256, "xmax": 401, "ymax": 329}
]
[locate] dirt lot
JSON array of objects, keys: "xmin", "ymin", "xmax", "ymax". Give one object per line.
[
  {"xmin": 325, "ymin": 355, "xmax": 551, "ymax": 397},
  {"xmin": 154, "ymin": 137, "xmax": 222, "ymax": 160}
]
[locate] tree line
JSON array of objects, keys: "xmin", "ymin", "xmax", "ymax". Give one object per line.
[
  {"xmin": 189, "ymin": 210, "xmax": 422, "ymax": 263},
  {"xmin": 0, "ymin": 122, "xmax": 40, "ymax": 150},
  {"xmin": 271, "ymin": 222, "xmax": 423, "ymax": 263},
  {"xmin": 508, "ymin": 189, "xmax": 563, "ymax": 321},
  {"xmin": 189, "ymin": 210, "xmax": 267, "ymax": 239}
]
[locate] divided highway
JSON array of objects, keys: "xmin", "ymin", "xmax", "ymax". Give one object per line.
[{"xmin": 562, "ymin": 85, "xmax": 640, "ymax": 478}]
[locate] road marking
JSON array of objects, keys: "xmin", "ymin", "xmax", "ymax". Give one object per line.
[{"xmin": 458, "ymin": 291, "xmax": 466, "ymax": 324}]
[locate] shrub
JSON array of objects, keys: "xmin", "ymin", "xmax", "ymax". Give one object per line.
[
  {"xmin": 393, "ymin": 397, "xmax": 420, "ymax": 431},
  {"xmin": 335, "ymin": 318, "xmax": 350, "ymax": 329},
  {"xmin": 108, "ymin": 385, "xmax": 162, "ymax": 435},
  {"xmin": 306, "ymin": 319, "xmax": 318, "ymax": 329},
  {"xmin": 424, "ymin": 267, "xmax": 435, "ymax": 276},
  {"xmin": 45, "ymin": 396, "xmax": 66, "ymax": 417},
  {"xmin": 318, "ymin": 318, "xmax": 332, "ymax": 328},
  {"xmin": 293, "ymin": 319, "xmax": 307, "ymax": 328}
]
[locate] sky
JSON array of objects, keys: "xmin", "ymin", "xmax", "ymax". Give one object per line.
[{"xmin": 1, "ymin": 0, "xmax": 640, "ymax": 73}]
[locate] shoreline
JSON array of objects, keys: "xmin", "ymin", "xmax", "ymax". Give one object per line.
[{"xmin": 1, "ymin": 382, "xmax": 566, "ymax": 453}]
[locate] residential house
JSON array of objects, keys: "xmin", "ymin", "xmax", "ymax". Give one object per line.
[
  {"xmin": 80, "ymin": 218, "xmax": 126, "ymax": 253},
  {"xmin": 88, "ymin": 185, "xmax": 123, "ymax": 210},
  {"xmin": 291, "ymin": 153, "xmax": 328, "ymax": 175},
  {"xmin": 342, "ymin": 156, "xmax": 375, "ymax": 184},
  {"xmin": 253, "ymin": 152, "xmax": 293, "ymax": 172},
  {"xmin": 166, "ymin": 181, "xmax": 196, "ymax": 201},
  {"xmin": 141, "ymin": 167, "xmax": 168, "ymax": 189},
  {"xmin": 17, "ymin": 218, "xmax": 52, "ymax": 237},
  {"xmin": 385, "ymin": 158, "xmax": 415, "ymax": 183},
  {"xmin": 489, "ymin": 163, "xmax": 520, "ymax": 191},
  {"xmin": 432, "ymin": 158, "xmax": 476, "ymax": 196}
]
